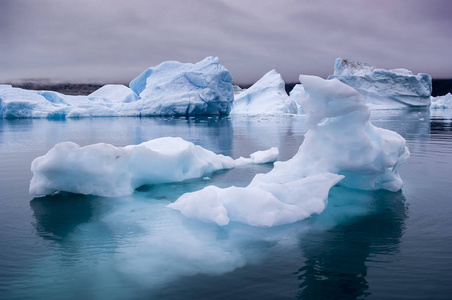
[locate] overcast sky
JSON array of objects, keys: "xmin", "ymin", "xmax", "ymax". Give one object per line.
[{"xmin": 1, "ymin": 0, "xmax": 451, "ymax": 84}]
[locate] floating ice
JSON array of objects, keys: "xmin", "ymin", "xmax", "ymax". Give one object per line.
[
  {"xmin": 169, "ymin": 75, "xmax": 410, "ymax": 227},
  {"xmin": 29, "ymin": 137, "xmax": 278, "ymax": 197},
  {"xmin": 250, "ymin": 147, "xmax": 279, "ymax": 164},
  {"xmin": 130, "ymin": 56, "xmax": 234, "ymax": 116},
  {"xmin": 328, "ymin": 58, "xmax": 432, "ymax": 109},
  {"xmin": 0, "ymin": 57, "xmax": 233, "ymax": 118},
  {"xmin": 231, "ymin": 70, "xmax": 297, "ymax": 115},
  {"xmin": 430, "ymin": 93, "xmax": 452, "ymax": 109},
  {"xmin": 0, "ymin": 86, "xmax": 60, "ymax": 118}
]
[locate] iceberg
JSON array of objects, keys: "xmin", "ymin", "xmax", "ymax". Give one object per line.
[
  {"xmin": 430, "ymin": 93, "xmax": 452, "ymax": 109},
  {"xmin": 0, "ymin": 57, "xmax": 233, "ymax": 118},
  {"xmin": 0, "ymin": 86, "xmax": 62, "ymax": 118},
  {"xmin": 169, "ymin": 75, "xmax": 410, "ymax": 227},
  {"xmin": 130, "ymin": 56, "xmax": 234, "ymax": 116},
  {"xmin": 0, "ymin": 84, "xmax": 134, "ymax": 118},
  {"xmin": 231, "ymin": 70, "xmax": 297, "ymax": 115},
  {"xmin": 29, "ymin": 137, "xmax": 279, "ymax": 197},
  {"xmin": 328, "ymin": 58, "xmax": 432, "ymax": 109}
]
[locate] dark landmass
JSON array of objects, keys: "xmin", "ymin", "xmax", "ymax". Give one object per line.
[
  {"xmin": 432, "ymin": 79, "xmax": 452, "ymax": 97},
  {"xmin": 11, "ymin": 83, "xmax": 105, "ymax": 95},
  {"xmin": 285, "ymin": 83, "xmax": 297, "ymax": 95},
  {"xmin": 9, "ymin": 79, "xmax": 452, "ymax": 97}
]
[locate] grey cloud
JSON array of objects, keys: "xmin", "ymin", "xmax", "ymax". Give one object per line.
[{"xmin": 0, "ymin": 0, "xmax": 451, "ymax": 84}]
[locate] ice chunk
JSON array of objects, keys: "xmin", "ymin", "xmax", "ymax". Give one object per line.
[
  {"xmin": 130, "ymin": 56, "xmax": 234, "ymax": 116},
  {"xmin": 169, "ymin": 75, "xmax": 410, "ymax": 227},
  {"xmin": 169, "ymin": 173, "xmax": 343, "ymax": 227},
  {"xmin": 231, "ymin": 70, "xmax": 297, "ymax": 115},
  {"xmin": 289, "ymin": 84, "xmax": 307, "ymax": 114},
  {"xmin": 0, "ymin": 86, "xmax": 127, "ymax": 119},
  {"xmin": 250, "ymin": 147, "xmax": 279, "ymax": 164},
  {"xmin": 89, "ymin": 84, "xmax": 138, "ymax": 103},
  {"xmin": 271, "ymin": 75, "xmax": 410, "ymax": 192},
  {"xmin": 430, "ymin": 93, "xmax": 452, "ymax": 109},
  {"xmin": 29, "ymin": 137, "xmax": 278, "ymax": 197},
  {"xmin": 0, "ymin": 87, "xmax": 60, "ymax": 118},
  {"xmin": 328, "ymin": 58, "xmax": 432, "ymax": 109},
  {"xmin": 233, "ymin": 84, "xmax": 243, "ymax": 94}
]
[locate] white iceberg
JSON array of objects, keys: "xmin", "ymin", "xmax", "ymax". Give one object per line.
[
  {"xmin": 0, "ymin": 86, "xmax": 61, "ymax": 118},
  {"xmin": 231, "ymin": 70, "xmax": 297, "ymax": 115},
  {"xmin": 29, "ymin": 137, "xmax": 279, "ymax": 197},
  {"xmin": 130, "ymin": 56, "xmax": 234, "ymax": 116},
  {"xmin": 328, "ymin": 58, "xmax": 432, "ymax": 109},
  {"xmin": 0, "ymin": 84, "xmax": 135, "ymax": 118},
  {"xmin": 289, "ymin": 83, "xmax": 307, "ymax": 114},
  {"xmin": 430, "ymin": 93, "xmax": 452, "ymax": 109},
  {"xmin": 169, "ymin": 75, "xmax": 410, "ymax": 227},
  {"xmin": 0, "ymin": 57, "xmax": 233, "ymax": 118},
  {"xmin": 88, "ymin": 84, "xmax": 138, "ymax": 103}
]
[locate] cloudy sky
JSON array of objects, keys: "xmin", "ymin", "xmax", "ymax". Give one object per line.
[{"xmin": 1, "ymin": 0, "xmax": 451, "ymax": 85}]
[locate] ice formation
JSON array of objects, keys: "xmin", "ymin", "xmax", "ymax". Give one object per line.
[
  {"xmin": 430, "ymin": 93, "xmax": 452, "ymax": 109},
  {"xmin": 88, "ymin": 84, "xmax": 138, "ymax": 103},
  {"xmin": 230, "ymin": 70, "xmax": 297, "ymax": 115},
  {"xmin": 130, "ymin": 56, "xmax": 234, "ymax": 116},
  {"xmin": 289, "ymin": 84, "xmax": 307, "ymax": 114},
  {"xmin": 169, "ymin": 75, "xmax": 410, "ymax": 227},
  {"xmin": 0, "ymin": 57, "xmax": 233, "ymax": 118},
  {"xmin": 328, "ymin": 58, "xmax": 432, "ymax": 109},
  {"xmin": 29, "ymin": 137, "xmax": 278, "ymax": 197}
]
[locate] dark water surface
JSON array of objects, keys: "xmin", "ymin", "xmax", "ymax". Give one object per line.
[{"xmin": 0, "ymin": 111, "xmax": 451, "ymax": 299}]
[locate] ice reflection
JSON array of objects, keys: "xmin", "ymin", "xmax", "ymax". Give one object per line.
[
  {"xmin": 30, "ymin": 193, "xmax": 95, "ymax": 241},
  {"xmin": 370, "ymin": 109, "xmax": 430, "ymax": 139},
  {"xmin": 296, "ymin": 188, "xmax": 407, "ymax": 299}
]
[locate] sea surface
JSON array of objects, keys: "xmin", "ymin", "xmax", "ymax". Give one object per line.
[{"xmin": 0, "ymin": 110, "xmax": 451, "ymax": 299}]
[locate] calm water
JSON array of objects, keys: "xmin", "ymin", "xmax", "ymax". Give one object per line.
[{"xmin": 0, "ymin": 111, "xmax": 451, "ymax": 299}]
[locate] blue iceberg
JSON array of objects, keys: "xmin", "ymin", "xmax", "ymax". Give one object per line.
[{"xmin": 328, "ymin": 58, "xmax": 432, "ymax": 109}]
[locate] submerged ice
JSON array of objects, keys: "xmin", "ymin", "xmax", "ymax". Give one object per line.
[
  {"xmin": 29, "ymin": 137, "xmax": 279, "ymax": 197},
  {"xmin": 169, "ymin": 75, "xmax": 410, "ymax": 227}
]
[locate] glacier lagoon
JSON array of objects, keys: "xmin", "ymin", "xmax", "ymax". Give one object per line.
[{"xmin": 1, "ymin": 112, "xmax": 452, "ymax": 299}]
